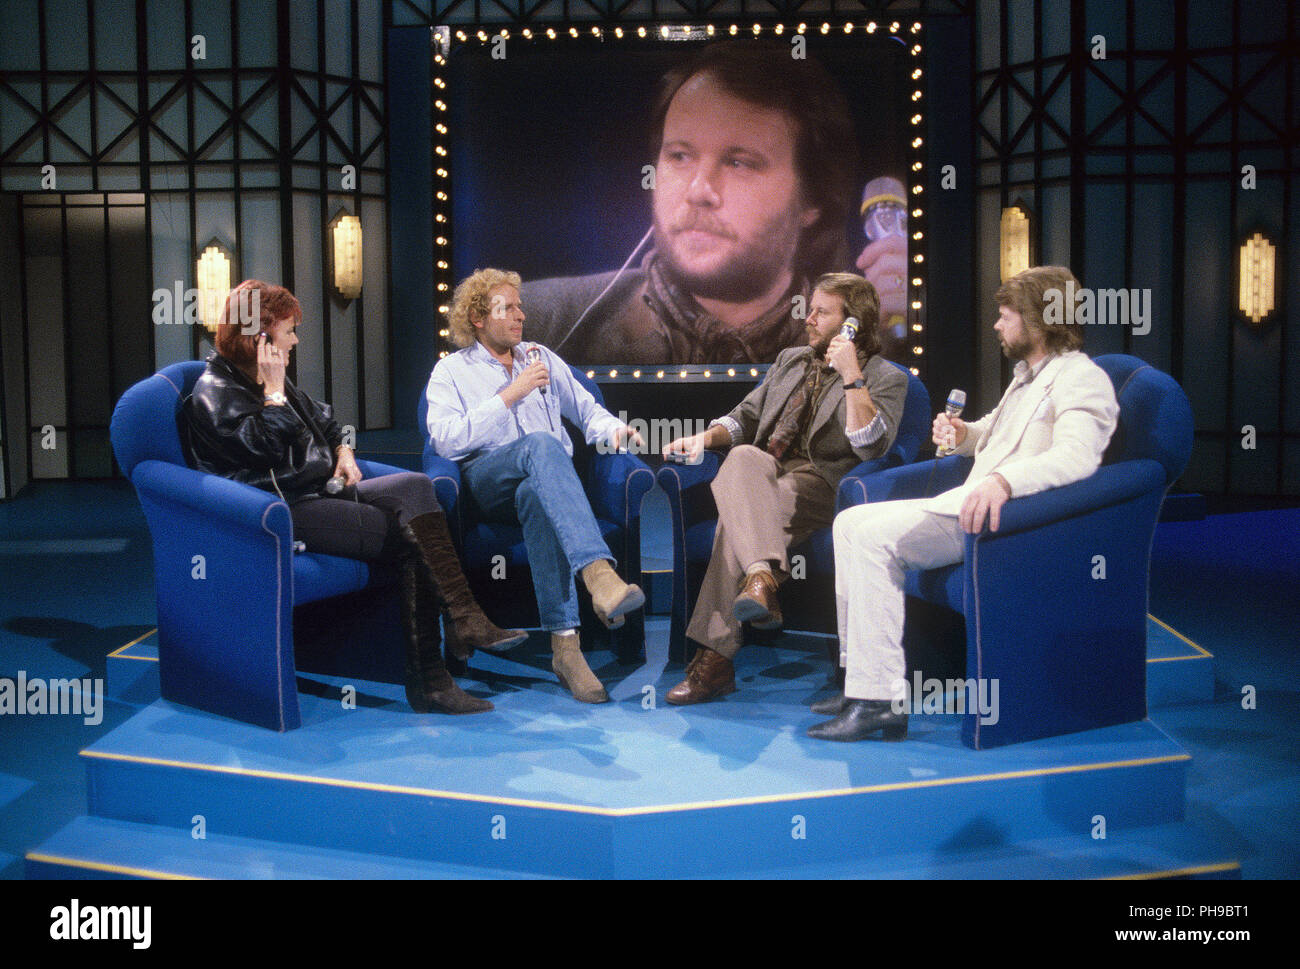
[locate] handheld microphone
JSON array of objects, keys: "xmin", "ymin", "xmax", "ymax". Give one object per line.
[
  {"xmin": 525, "ymin": 344, "xmax": 546, "ymax": 394},
  {"xmin": 324, "ymin": 475, "xmax": 346, "ymax": 495},
  {"xmin": 839, "ymin": 316, "xmax": 861, "ymax": 342},
  {"xmin": 936, "ymin": 388, "xmax": 967, "ymax": 456}
]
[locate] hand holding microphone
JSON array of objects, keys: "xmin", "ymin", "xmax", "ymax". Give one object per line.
[
  {"xmin": 501, "ymin": 344, "xmax": 550, "ymax": 408},
  {"xmin": 826, "ymin": 316, "xmax": 862, "ymax": 380},
  {"xmin": 525, "ymin": 344, "xmax": 547, "ymax": 395},
  {"xmin": 934, "ymin": 388, "xmax": 967, "ymax": 456}
]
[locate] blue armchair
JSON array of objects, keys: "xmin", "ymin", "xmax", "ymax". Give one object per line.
[
  {"xmin": 843, "ymin": 354, "xmax": 1194, "ymax": 749},
  {"xmin": 656, "ymin": 362, "xmax": 931, "ymax": 661},
  {"xmin": 110, "ymin": 361, "xmax": 412, "ymax": 731},
  {"xmin": 417, "ymin": 366, "xmax": 655, "ymax": 663}
]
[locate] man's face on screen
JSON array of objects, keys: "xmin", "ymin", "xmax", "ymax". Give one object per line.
[
  {"xmin": 653, "ymin": 72, "xmax": 819, "ymax": 305},
  {"xmin": 474, "ymin": 284, "xmax": 525, "ymax": 354}
]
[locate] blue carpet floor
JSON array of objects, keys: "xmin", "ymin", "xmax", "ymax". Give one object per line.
[{"xmin": 1, "ymin": 480, "xmax": 1297, "ymax": 878}]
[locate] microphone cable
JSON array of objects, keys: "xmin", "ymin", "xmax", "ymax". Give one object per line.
[{"xmin": 553, "ymin": 225, "xmax": 655, "ymax": 354}]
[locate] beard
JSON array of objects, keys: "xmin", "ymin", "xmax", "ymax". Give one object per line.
[
  {"xmin": 808, "ymin": 324, "xmax": 838, "ymax": 355},
  {"xmin": 999, "ymin": 331, "xmax": 1035, "ymax": 361},
  {"xmin": 653, "ymin": 207, "xmax": 804, "ymax": 304}
]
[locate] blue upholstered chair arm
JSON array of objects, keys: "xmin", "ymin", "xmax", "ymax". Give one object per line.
[
  {"xmin": 654, "ymin": 450, "xmax": 723, "ymax": 529},
  {"xmin": 835, "ymin": 453, "xmax": 905, "ymax": 511},
  {"xmin": 849, "ymin": 455, "xmax": 973, "ymax": 505},
  {"xmin": 133, "ymin": 459, "xmax": 290, "ymax": 539},
  {"xmin": 420, "ymin": 452, "xmax": 463, "ymax": 541},
  {"xmin": 587, "ymin": 450, "xmax": 655, "ymax": 526},
  {"xmin": 970, "ymin": 460, "xmax": 1167, "ymax": 540}
]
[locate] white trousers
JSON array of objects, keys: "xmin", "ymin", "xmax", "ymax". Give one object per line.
[{"xmin": 833, "ymin": 499, "xmax": 966, "ymax": 700}]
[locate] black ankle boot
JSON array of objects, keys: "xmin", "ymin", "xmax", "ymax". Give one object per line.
[
  {"xmin": 402, "ymin": 513, "xmax": 527, "ymax": 659},
  {"xmin": 399, "ymin": 558, "xmax": 492, "ymax": 715},
  {"xmin": 810, "ymin": 691, "xmax": 846, "ymax": 716},
  {"xmin": 806, "ymin": 699, "xmax": 907, "ymax": 742}
]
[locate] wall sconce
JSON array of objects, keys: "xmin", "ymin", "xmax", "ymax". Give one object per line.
[
  {"xmin": 196, "ymin": 240, "xmax": 233, "ymax": 331},
  {"xmin": 329, "ymin": 211, "xmax": 363, "ymax": 301},
  {"xmin": 1000, "ymin": 204, "xmax": 1032, "ymax": 282},
  {"xmin": 1239, "ymin": 232, "xmax": 1276, "ymax": 326}
]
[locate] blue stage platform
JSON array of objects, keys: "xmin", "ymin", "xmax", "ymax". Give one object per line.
[{"xmin": 33, "ymin": 627, "xmax": 1235, "ymax": 879}]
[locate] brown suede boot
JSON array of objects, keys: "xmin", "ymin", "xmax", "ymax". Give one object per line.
[
  {"xmin": 665, "ymin": 646, "xmax": 737, "ymax": 705},
  {"xmin": 580, "ymin": 559, "xmax": 645, "ymax": 630},
  {"xmin": 403, "ymin": 512, "xmax": 527, "ymax": 660},
  {"xmin": 399, "ymin": 558, "xmax": 492, "ymax": 714},
  {"xmin": 551, "ymin": 631, "xmax": 609, "ymax": 704}
]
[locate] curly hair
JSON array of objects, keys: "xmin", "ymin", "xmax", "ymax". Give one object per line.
[
  {"xmin": 813, "ymin": 272, "xmax": 882, "ymax": 358},
  {"xmin": 214, "ymin": 280, "xmax": 301, "ymax": 368},
  {"xmin": 995, "ymin": 266, "xmax": 1086, "ymax": 354},
  {"xmin": 446, "ymin": 268, "xmax": 523, "ymax": 348}
]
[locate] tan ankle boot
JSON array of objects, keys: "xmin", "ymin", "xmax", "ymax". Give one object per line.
[
  {"xmin": 551, "ymin": 632, "xmax": 609, "ymax": 704},
  {"xmin": 580, "ymin": 560, "xmax": 645, "ymax": 630}
]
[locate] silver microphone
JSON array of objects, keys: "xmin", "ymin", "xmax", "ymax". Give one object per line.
[
  {"xmin": 525, "ymin": 343, "xmax": 546, "ymax": 394},
  {"xmin": 324, "ymin": 475, "xmax": 346, "ymax": 495},
  {"xmin": 839, "ymin": 316, "xmax": 861, "ymax": 342},
  {"xmin": 936, "ymin": 388, "xmax": 967, "ymax": 456}
]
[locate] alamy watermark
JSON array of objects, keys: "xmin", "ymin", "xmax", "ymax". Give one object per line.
[
  {"xmin": 891, "ymin": 672, "xmax": 1000, "ymax": 725},
  {"xmin": 152, "ymin": 284, "xmax": 260, "ymax": 333},
  {"xmin": 0, "ymin": 672, "xmax": 103, "ymax": 726},
  {"xmin": 1043, "ymin": 282, "xmax": 1151, "ymax": 336},
  {"xmin": 596, "ymin": 412, "xmax": 712, "ymax": 457}
]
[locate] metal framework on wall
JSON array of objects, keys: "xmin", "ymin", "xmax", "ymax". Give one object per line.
[
  {"xmin": 390, "ymin": 1, "xmax": 972, "ymax": 27},
  {"xmin": 975, "ymin": 0, "xmax": 1296, "ymax": 496},
  {"xmin": 0, "ymin": 0, "xmax": 391, "ymax": 464}
]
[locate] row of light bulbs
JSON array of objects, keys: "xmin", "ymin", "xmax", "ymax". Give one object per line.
[
  {"xmin": 434, "ymin": 24, "xmax": 926, "ymax": 378},
  {"xmin": 457, "ymin": 22, "xmax": 924, "ymax": 42}
]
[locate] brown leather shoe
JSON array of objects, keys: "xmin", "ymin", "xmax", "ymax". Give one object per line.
[
  {"xmin": 665, "ymin": 647, "xmax": 737, "ymax": 705},
  {"xmin": 733, "ymin": 569, "xmax": 783, "ymax": 630}
]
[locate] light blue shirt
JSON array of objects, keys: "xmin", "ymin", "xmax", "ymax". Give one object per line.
[{"xmin": 425, "ymin": 341, "xmax": 625, "ymax": 462}]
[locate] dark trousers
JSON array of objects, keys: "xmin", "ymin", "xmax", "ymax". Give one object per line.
[{"xmin": 289, "ymin": 471, "xmax": 441, "ymax": 563}]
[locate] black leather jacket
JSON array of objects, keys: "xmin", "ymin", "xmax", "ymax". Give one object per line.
[{"xmin": 182, "ymin": 353, "xmax": 344, "ymax": 503}]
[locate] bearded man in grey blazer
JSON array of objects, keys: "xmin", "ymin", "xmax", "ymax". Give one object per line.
[
  {"xmin": 811, "ymin": 265, "xmax": 1120, "ymax": 742},
  {"xmin": 660, "ymin": 273, "xmax": 909, "ymax": 704}
]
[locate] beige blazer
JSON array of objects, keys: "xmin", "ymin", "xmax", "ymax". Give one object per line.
[{"xmin": 925, "ymin": 350, "xmax": 1119, "ymax": 517}]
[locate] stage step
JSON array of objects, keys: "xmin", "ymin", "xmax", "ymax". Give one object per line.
[
  {"xmin": 26, "ymin": 816, "xmax": 549, "ymax": 880},
  {"xmin": 76, "ymin": 636, "xmax": 1198, "ymax": 879},
  {"xmin": 27, "ymin": 814, "xmax": 1236, "ymax": 881},
  {"xmin": 103, "ymin": 614, "xmax": 1215, "ymax": 708}
]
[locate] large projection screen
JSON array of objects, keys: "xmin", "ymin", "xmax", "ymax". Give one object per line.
[{"xmin": 447, "ymin": 29, "xmax": 916, "ymax": 368}]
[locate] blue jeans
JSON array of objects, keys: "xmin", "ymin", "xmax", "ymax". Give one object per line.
[{"xmin": 461, "ymin": 433, "xmax": 613, "ymax": 631}]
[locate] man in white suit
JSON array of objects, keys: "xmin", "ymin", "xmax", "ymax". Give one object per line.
[{"xmin": 809, "ymin": 265, "xmax": 1120, "ymax": 742}]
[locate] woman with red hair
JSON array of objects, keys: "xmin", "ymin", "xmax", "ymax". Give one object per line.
[{"xmin": 183, "ymin": 280, "xmax": 524, "ymax": 715}]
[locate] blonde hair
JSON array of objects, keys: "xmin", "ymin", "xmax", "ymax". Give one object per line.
[{"xmin": 446, "ymin": 268, "xmax": 523, "ymax": 348}]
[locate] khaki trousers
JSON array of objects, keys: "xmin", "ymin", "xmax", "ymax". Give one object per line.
[{"xmin": 685, "ymin": 445, "xmax": 837, "ymax": 659}]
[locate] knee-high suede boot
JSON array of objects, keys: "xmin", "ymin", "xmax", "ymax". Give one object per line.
[
  {"xmin": 402, "ymin": 512, "xmax": 528, "ymax": 661},
  {"xmin": 400, "ymin": 556, "xmax": 493, "ymax": 714}
]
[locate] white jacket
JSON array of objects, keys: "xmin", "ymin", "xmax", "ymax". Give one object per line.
[{"xmin": 926, "ymin": 350, "xmax": 1119, "ymax": 517}]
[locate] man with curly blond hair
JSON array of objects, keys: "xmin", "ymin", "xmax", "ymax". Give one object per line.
[{"xmin": 424, "ymin": 268, "xmax": 647, "ymax": 703}]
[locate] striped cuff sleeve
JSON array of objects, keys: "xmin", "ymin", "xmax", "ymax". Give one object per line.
[
  {"xmin": 710, "ymin": 416, "xmax": 743, "ymax": 447},
  {"xmin": 847, "ymin": 412, "xmax": 886, "ymax": 448}
]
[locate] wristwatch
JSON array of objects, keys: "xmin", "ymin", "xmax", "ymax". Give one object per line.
[
  {"xmin": 843, "ymin": 378, "xmax": 865, "ymax": 391},
  {"xmin": 264, "ymin": 391, "xmax": 287, "ymax": 406}
]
